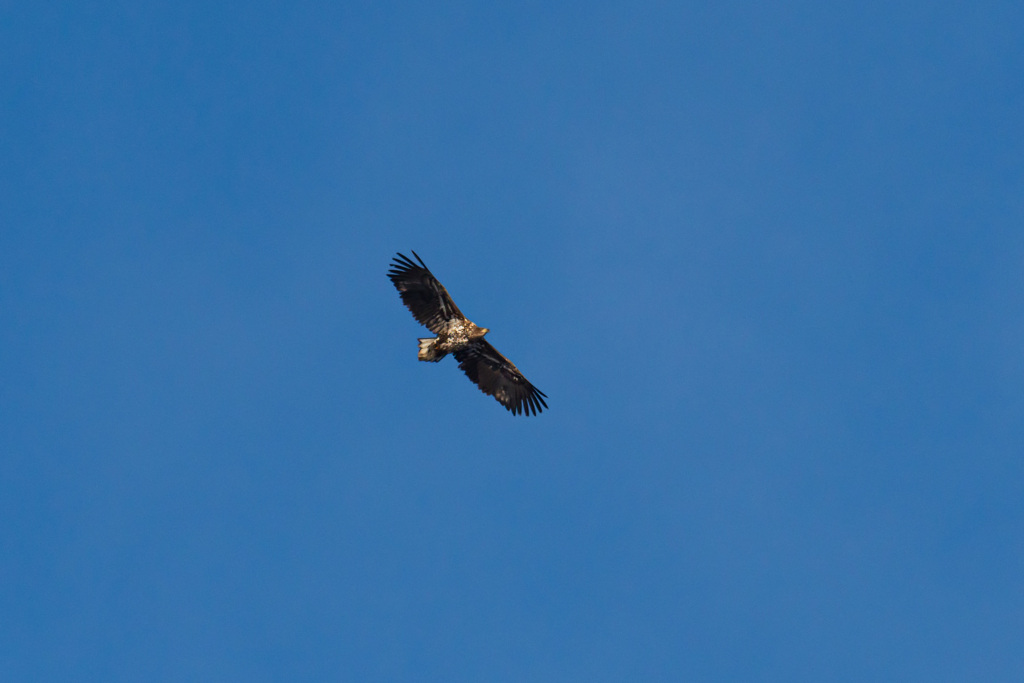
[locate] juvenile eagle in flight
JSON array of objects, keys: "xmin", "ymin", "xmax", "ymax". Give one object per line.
[{"xmin": 388, "ymin": 251, "xmax": 548, "ymax": 416}]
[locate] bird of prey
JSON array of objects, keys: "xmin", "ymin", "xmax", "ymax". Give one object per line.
[{"xmin": 387, "ymin": 251, "xmax": 548, "ymax": 416}]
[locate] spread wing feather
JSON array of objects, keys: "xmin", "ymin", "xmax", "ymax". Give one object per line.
[
  {"xmin": 387, "ymin": 251, "xmax": 465, "ymax": 333},
  {"xmin": 453, "ymin": 339, "xmax": 548, "ymax": 416}
]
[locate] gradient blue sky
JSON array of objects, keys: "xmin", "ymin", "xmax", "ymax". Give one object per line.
[{"xmin": 3, "ymin": 2, "xmax": 1023, "ymax": 680}]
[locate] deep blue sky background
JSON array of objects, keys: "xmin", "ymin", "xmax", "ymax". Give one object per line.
[{"xmin": 3, "ymin": 2, "xmax": 1023, "ymax": 680}]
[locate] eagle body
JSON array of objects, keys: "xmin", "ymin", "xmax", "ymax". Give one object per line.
[
  {"xmin": 388, "ymin": 251, "xmax": 548, "ymax": 416},
  {"xmin": 417, "ymin": 318, "xmax": 489, "ymax": 362}
]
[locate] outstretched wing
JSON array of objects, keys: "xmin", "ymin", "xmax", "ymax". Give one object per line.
[
  {"xmin": 453, "ymin": 339, "xmax": 548, "ymax": 416},
  {"xmin": 387, "ymin": 251, "xmax": 466, "ymax": 333}
]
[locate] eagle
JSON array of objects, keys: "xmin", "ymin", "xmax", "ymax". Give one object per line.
[{"xmin": 388, "ymin": 251, "xmax": 548, "ymax": 416}]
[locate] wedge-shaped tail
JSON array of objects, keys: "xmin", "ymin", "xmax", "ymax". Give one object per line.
[{"xmin": 417, "ymin": 337, "xmax": 444, "ymax": 362}]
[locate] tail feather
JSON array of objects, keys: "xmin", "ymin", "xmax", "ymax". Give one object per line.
[{"xmin": 418, "ymin": 337, "xmax": 444, "ymax": 362}]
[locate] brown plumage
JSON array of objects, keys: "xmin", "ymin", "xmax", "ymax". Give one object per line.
[{"xmin": 387, "ymin": 251, "xmax": 548, "ymax": 416}]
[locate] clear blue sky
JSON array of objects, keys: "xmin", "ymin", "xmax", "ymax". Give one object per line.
[{"xmin": 2, "ymin": 2, "xmax": 1022, "ymax": 680}]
